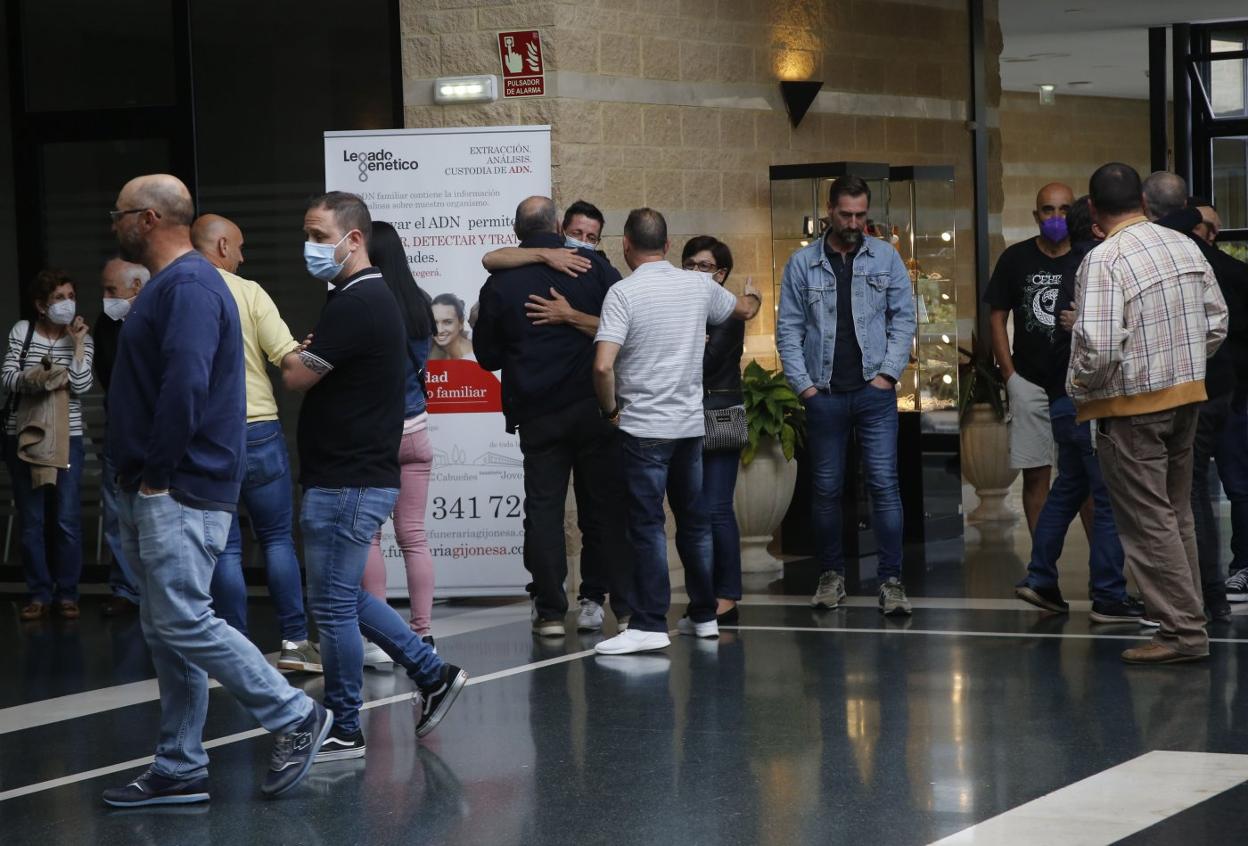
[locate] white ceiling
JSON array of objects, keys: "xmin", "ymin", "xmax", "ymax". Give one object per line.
[{"xmin": 999, "ymin": 0, "xmax": 1248, "ymax": 100}]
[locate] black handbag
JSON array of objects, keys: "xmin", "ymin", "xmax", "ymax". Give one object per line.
[
  {"xmin": 702, "ymin": 404, "xmax": 748, "ymax": 452},
  {"xmin": 0, "ymin": 320, "xmax": 37, "ymax": 450}
]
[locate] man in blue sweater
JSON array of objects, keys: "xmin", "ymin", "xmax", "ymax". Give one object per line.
[{"xmin": 101, "ymin": 174, "xmax": 332, "ymax": 807}]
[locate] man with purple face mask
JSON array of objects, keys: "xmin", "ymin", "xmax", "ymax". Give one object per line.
[{"xmin": 985, "ymin": 182, "xmax": 1075, "ymax": 533}]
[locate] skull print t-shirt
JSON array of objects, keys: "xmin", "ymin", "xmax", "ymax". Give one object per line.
[{"xmin": 984, "ymin": 237, "xmax": 1069, "ymax": 387}]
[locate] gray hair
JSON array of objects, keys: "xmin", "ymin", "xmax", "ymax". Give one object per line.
[{"xmin": 1142, "ymin": 171, "xmax": 1188, "ymax": 220}]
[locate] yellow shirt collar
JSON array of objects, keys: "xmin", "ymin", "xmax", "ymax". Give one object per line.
[{"xmin": 1107, "ymin": 215, "xmax": 1149, "ymax": 238}]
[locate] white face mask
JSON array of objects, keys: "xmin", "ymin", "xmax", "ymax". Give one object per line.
[
  {"xmin": 565, "ymin": 236, "xmax": 596, "ymax": 251},
  {"xmin": 103, "ymin": 298, "xmax": 132, "ymax": 321},
  {"xmin": 46, "ymin": 300, "xmax": 77, "ymax": 326}
]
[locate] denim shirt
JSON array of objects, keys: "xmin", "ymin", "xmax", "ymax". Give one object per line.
[
  {"xmin": 775, "ymin": 234, "xmax": 917, "ymax": 396},
  {"xmin": 404, "ymin": 336, "xmax": 430, "ymax": 418}
]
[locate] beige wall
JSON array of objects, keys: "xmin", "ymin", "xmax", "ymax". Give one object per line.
[
  {"xmin": 997, "ymin": 90, "xmax": 1150, "ymax": 250},
  {"xmin": 402, "ymin": 0, "xmax": 1005, "ymax": 365}
]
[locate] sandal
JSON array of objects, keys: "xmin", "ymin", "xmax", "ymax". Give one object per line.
[
  {"xmin": 56, "ymin": 600, "xmax": 80, "ymax": 619},
  {"xmin": 20, "ymin": 601, "xmax": 49, "ymax": 621}
]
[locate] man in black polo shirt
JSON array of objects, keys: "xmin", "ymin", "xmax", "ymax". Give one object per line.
[
  {"xmin": 473, "ymin": 195, "xmax": 633, "ymax": 637},
  {"xmin": 283, "ymin": 192, "xmax": 467, "ymax": 761}
]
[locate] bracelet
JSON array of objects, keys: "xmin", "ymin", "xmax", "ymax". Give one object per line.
[{"xmin": 601, "ymin": 405, "xmax": 619, "ymax": 421}]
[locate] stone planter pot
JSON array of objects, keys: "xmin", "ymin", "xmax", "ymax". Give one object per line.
[
  {"xmin": 734, "ymin": 437, "xmax": 798, "ymax": 573},
  {"xmin": 961, "ymin": 402, "xmax": 1019, "ymax": 522}
]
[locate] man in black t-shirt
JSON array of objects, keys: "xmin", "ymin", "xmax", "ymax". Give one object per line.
[
  {"xmin": 986, "ymin": 182, "xmax": 1074, "ymax": 533},
  {"xmin": 282, "ymin": 192, "xmax": 467, "ymax": 761}
]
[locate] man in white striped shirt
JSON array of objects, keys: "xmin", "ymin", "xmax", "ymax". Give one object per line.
[{"xmin": 592, "ymin": 208, "xmax": 760, "ymax": 655}]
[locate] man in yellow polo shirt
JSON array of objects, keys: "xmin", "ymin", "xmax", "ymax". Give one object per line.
[{"xmin": 192, "ymin": 214, "xmax": 320, "ymax": 673}]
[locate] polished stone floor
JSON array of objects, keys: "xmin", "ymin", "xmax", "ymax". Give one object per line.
[{"xmin": 3, "ymin": 489, "xmax": 1248, "ymax": 846}]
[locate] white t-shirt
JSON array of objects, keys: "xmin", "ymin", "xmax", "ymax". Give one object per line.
[{"xmin": 595, "ymin": 260, "xmax": 737, "ymax": 438}]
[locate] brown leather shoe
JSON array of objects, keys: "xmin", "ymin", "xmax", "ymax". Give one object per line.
[
  {"xmin": 102, "ymin": 595, "xmax": 139, "ymax": 617},
  {"xmin": 55, "ymin": 600, "xmax": 80, "ymax": 620},
  {"xmin": 19, "ymin": 601, "xmax": 49, "ymax": 621},
  {"xmin": 1121, "ymin": 643, "xmax": 1207, "ymax": 664}
]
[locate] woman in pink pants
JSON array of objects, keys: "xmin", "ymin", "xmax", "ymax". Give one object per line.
[{"xmin": 361, "ymin": 221, "xmax": 438, "ymax": 656}]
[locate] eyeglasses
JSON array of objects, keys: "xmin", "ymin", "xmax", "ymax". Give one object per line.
[
  {"xmin": 682, "ymin": 260, "xmax": 719, "ymax": 273},
  {"xmin": 108, "ymin": 208, "xmax": 160, "ymax": 222}
]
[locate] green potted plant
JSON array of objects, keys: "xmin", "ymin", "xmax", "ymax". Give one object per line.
[
  {"xmin": 957, "ymin": 344, "xmax": 1018, "ymax": 522},
  {"xmin": 735, "ymin": 361, "xmax": 806, "ymax": 572}
]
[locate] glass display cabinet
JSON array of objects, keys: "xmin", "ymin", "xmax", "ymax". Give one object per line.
[{"xmin": 887, "ymin": 166, "xmax": 959, "ymax": 431}]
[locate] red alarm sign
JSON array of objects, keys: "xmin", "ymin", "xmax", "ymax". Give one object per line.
[{"xmin": 498, "ymin": 30, "xmax": 545, "ymax": 98}]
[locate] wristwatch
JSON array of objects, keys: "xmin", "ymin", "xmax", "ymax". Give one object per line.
[{"xmin": 601, "ymin": 405, "xmax": 620, "ymax": 421}]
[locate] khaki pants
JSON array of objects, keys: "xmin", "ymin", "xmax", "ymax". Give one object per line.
[{"xmin": 1095, "ymin": 404, "xmax": 1208, "ymax": 656}]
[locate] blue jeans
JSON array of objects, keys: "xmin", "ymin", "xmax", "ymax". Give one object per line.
[
  {"xmin": 302, "ymin": 486, "xmax": 444, "ymax": 735},
  {"xmin": 117, "ymin": 490, "xmax": 311, "ymax": 779},
  {"xmin": 703, "ymin": 448, "xmax": 742, "ymax": 601},
  {"xmin": 6, "ymin": 435, "xmax": 85, "ymax": 603},
  {"xmin": 620, "ymin": 434, "xmax": 715, "ymax": 632},
  {"xmin": 209, "ymin": 421, "xmax": 307, "ymax": 641},
  {"xmin": 803, "ymin": 385, "xmax": 903, "ymax": 579},
  {"xmin": 1021, "ymin": 397, "xmax": 1127, "ymax": 603},
  {"xmin": 102, "ymin": 451, "xmax": 140, "ymax": 603}
]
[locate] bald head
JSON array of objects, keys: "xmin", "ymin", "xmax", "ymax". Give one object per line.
[
  {"xmin": 101, "ymin": 257, "xmax": 149, "ymax": 298},
  {"xmin": 192, "ymin": 214, "xmax": 245, "ymax": 273},
  {"xmin": 1035, "ymin": 183, "xmax": 1074, "ymax": 216},
  {"xmin": 118, "ymin": 174, "xmax": 195, "ymax": 226},
  {"xmin": 113, "ymin": 174, "xmax": 197, "ymax": 271},
  {"xmin": 514, "ymin": 196, "xmax": 559, "ymax": 241},
  {"xmin": 1195, "ymin": 204, "xmax": 1221, "ymax": 246},
  {"xmin": 1142, "ymin": 171, "xmax": 1188, "ymax": 221}
]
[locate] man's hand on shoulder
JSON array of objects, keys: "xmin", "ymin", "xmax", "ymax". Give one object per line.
[{"xmin": 541, "ymin": 248, "xmax": 592, "ymax": 278}]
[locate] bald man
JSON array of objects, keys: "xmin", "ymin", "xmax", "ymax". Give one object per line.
[
  {"xmin": 985, "ymin": 182, "xmax": 1075, "ymax": 532},
  {"xmin": 1195, "ymin": 203, "xmax": 1222, "ymax": 247},
  {"xmin": 96, "ymin": 257, "xmax": 148, "ymax": 617},
  {"xmin": 190, "ymin": 214, "xmax": 320, "ymax": 673},
  {"xmin": 102, "ymin": 174, "xmax": 331, "ymax": 807}
]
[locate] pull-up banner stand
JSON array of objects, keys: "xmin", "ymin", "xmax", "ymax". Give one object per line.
[{"xmin": 324, "ymin": 125, "xmax": 551, "ymax": 596}]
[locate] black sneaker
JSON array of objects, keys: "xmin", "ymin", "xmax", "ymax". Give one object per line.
[
  {"xmin": 314, "ymin": 726, "xmax": 366, "ymax": 763},
  {"xmin": 261, "ymin": 701, "xmax": 333, "ymax": 797},
  {"xmin": 1205, "ymin": 589, "xmax": 1232, "ymax": 622},
  {"xmin": 102, "ymin": 768, "xmax": 210, "ymax": 808},
  {"xmin": 1015, "ymin": 583, "xmax": 1069, "ymax": 613},
  {"xmin": 415, "ymin": 663, "xmax": 468, "ymax": 738},
  {"xmin": 1090, "ymin": 599, "xmax": 1145, "ymax": 624}
]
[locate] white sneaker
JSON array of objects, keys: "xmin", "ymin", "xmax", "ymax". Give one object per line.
[
  {"xmin": 676, "ymin": 617, "xmax": 719, "ymax": 639},
  {"xmin": 362, "ymin": 636, "xmax": 393, "ymax": 669},
  {"xmin": 576, "ymin": 599, "xmax": 605, "ymax": 632},
  {"xmin": 595, "ymin": 629, "xmax": 670, "ymax": 655}
]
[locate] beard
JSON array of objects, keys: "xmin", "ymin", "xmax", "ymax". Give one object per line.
[
  {"xmin": 829, "ymin": 224, "xmax": 863, "ymax": 248},
  {"xmin": 117, "ymin": 229, "xmax": 145, "ymax": 265}
]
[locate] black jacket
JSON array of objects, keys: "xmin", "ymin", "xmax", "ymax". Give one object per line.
[
  {"xmin": 473, "ymin": 232, "xmax": 621, "ymax": 432},
  {"xmin": 1044, "ymin": 240, "xmax": 1096, "ymax": 403},
  {"xmin": 703, "ymin": 313, "xmax": 745, "ymax": 409},
  {"xmin": 92, "ymin": 312, "xmax": 124, "ymax": 409},
  {"xmin": 1158, "ymin": 208, "xmax": 1248, "ymax": 399}
]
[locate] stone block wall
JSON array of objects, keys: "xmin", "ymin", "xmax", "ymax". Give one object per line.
[
  {"xmin": 402, "ymin": 0, "xmax": 1005, "ymax": 370},
  {"xmin": 997, "ymin": 90, "xmax": 1150, "ymax": 249}
]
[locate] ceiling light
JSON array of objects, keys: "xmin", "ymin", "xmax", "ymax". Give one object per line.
[
  {"xmin": 433, "ymin": 75, "xmax": 497, "ymax": 104},
  {"xmin": 1039, "ymin": 84, "xmax": 1056, "ymax": 105}
]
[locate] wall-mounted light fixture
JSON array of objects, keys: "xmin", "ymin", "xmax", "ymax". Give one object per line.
[
  {"xmin": 780, "ymin": 80, "xmax": 824, "ymax": 127},
  {"xmin": 1038, "ymin": 83, "xmax": 1056, "ymax": 105},
  {"xmin": 434, "ymin": 75, "xmax": 498, "ymax": 105}
]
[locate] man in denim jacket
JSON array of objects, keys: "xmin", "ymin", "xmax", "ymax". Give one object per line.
[{"xmin": 776, "ymin": 176, "xmax": 917, "ymax": 616}]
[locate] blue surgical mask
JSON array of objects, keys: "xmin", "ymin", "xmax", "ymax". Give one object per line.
[
  {"xmin": 1039, "ymin": 216, "xmax": 1068, "ymax": 244},
  {"xmin": 565, "ymin": 236, "xmax": 596, "ymax": 251},
  {"xmin": 304, "ymin": 233, "xmax": 350, "ymax": 282}
]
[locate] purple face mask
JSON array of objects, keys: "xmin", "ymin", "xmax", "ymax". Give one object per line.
[{"xmin": 1040, "ymin": 215, "xmax": 1069, "ymax": 243}]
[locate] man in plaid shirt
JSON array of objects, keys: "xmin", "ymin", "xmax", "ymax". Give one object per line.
[{"xmin": 1068, "ymin": 163, "xmax": 1227, "ymax": 665}]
